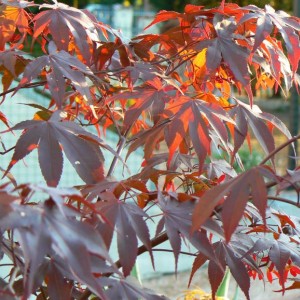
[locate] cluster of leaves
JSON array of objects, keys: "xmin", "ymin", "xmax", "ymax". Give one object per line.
[
  {"xmin": 149, "ymin": 0, "xmax": 293, "ymax": 13},
  {"xmin": 0, "ymin": 0, "xmax": 300, "ymax": 299}
]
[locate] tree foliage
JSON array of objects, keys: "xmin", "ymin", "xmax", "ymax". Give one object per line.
[
  {"xmin": 0, "ymin": 0, "xmax": 300, "ymax": 299},
  {"xmin": 150, "ymin": 0, "xmax": 293, "ymax": 13}
]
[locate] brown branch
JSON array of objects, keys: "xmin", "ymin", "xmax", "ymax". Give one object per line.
[
  {"xmin": 0, "ymin": 146, "xmax": 16, "ymax": 155},
  {"xmin": 107, "ymin": 136, "xmax": 127, "ymax": 178},
  {"xmin": 268, "ymin": 196, "xmax": 300, "ymax": 208},
  {"xmin": 106, "ymin": 119, "xmax": 135, "ymax": 178},
  {"xmin": 0, "ymin": 146, "xmax": 15, "ymax": 155},
  {"xmin": 0, "ymin": 81, "xmax": 47, "ymax": 99},
  {"xmin": 165, "ymin": 51, "xmax": 198, "ymax": 76},
  {"xmin": 152, "ymin": 248, "xmax": 197, "ymax": 257},
  {"xmin": 259, "ymin": 133, "xmax": 300, "ymax": 166}
]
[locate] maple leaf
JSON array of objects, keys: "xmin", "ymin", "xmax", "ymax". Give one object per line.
[
  {"xmin": 33, "ymin": 1, "xmax": 99, "ymax": 62},
  {"xmin": 190, "ymin": 237, "xmax": 256, "ymax": 300},
  {"xmin": 95, "ymin": 192, "xmax": 153, "ymax": 277},
  {"xmin": 0, "ymin": 0, "xmax": 33, "ymax": 50},
  {"xmin": 230, "ymin": 100, "xmax": 292, "ymax": 163},
  {"xmin": 240, "ymin": 5, "xmax": 300, "ymax": 72},
  {"xmin": 246, "ymin": 233, "xmax": 300, "ymax": 289},
  {"xmin": 5, "ymin": 111, "xmax": 105, "ymax": 186},
  {"xmin": 0, "ymin": 197, "xmax": 113, "ymax": 299},
  {"xmin": 18, "ymin": 44, "xmax": 94, "ymax": 108},
  {"xmin": 106, "ymin": 78, "xmax": 171, "ymax": 132},
  {"xmin": 100, "ymin": 277, "xmax": 169, "ymax": 300},
  {"xmin": 156, "ymin": 192, "xmax": 217, "ymax": 272},
  {"xmin": 0, "ymin": 49, "xmax": 27, "ymax": 78},
  {"xmin": 214, "ymin": 242, "xmax": 250, "ymax": 300},
  {"xmin": 195, "ymin": 14, "xmax": 253, "ymax": 101},
  {"xmin": 0, "ymin": 50, "xmax": 27, "ymax": 96},
  {"xmin": 192, "ymin": 166, "xmax": 274, "ymax": 241},
  {"xmin": 164, "ymin": 96, "xmax": 233, "ymax": 171}
]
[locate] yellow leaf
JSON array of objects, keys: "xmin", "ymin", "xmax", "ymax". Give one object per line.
[
  {"xmin": 0, "ymin": 60, "xmax": 26, "ymax": 93},
  {"xmin": 193, "ymin": 49, "xmax": 207, "ymax": 80},
  {"xmin": 177, "ymin": 288, "xmax": 229, "ymax": 300},
  {"xmin": 33, "ymin": 111, "xmax": 52, "ymax": 121}
]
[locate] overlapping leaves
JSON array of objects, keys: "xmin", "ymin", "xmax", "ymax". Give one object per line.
[
  {"xmin": 17, "ymin": 43, "xmax": 94, "ymax": 108},
  {"xmin": 100, "ymin": 278, "xmax": 168, "ymax": 300},
  {"xmin": 95, "ymin": 192, "xmax": 153, "ymax": 276},
  {"xmin": 156, "ymin": 192, "xmax": 222, "ymax": 271},
  {"xmin": 230, "ymin": 100, "xmax": 292, "ymax": 163},
  {"xmin": 0, "ymin": 191, "xmax": 114, "ymax": 300},
  {"xmin": 164, "ymin": 96, "xmax": 232, "ymax": 170},
  {"xmin": 0, "ymin": 0, "xmax": 33, "ymax": 50},
  {"xmin": 240, "ymin": 5, "xmax": 300, "ymax": 72},
  {"xmin": 192, "ymin": 166, "xmax": 275, "ymax": 241},
  {"xmin": 5, "ymin": 111, "xmax": 105, "ymax": 186},
  {"xmin": 33, "ymin": 0, "xmax": 98, "ymax": 62}
]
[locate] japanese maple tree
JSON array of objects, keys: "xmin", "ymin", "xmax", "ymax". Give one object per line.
[{"xmin": 0, "ymin": 0, "xmax": 300, "ymax": 299}]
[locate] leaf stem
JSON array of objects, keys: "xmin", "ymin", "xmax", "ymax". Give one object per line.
[{"xmin": 107, "ymin": 136, "xmax": 127, "ymax": 177}]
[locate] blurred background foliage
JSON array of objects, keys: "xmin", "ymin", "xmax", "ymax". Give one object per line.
[
  {"xmin": 34, "ymin": 0, "xmax": 293, "ymax": 13},
  {"xmin": 148, "ymin": 0, "xmax": 292, "ymax": 12}
]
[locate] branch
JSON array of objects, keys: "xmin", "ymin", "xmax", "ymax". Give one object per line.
[
  {"xmin": 107, "ymin": 136, "xmax": 127, "ymax": 178},
  {"xmin": 268, "ymin": 196, "xmax": 300, "ymax": 208},
  {"xmin": 259, "ymin": 133, "xmax": 300, "ymax": 166},
  {"xmin": 152, "ymin": 248, "xmax": 197, "ymax": 257},
  {"xmin": 107, "ymin": 120, "xmax": 135, "ymax": 178},
  {"xmin": 0, "ymin": 146, "xmax": 15, "ymax": 155},
  {"xmin": 0, "ymin": 81, "xmax": 47, "ymax": 99}
]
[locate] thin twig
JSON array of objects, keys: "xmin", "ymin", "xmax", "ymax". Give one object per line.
[
  {"xmin": 268, "ymin": 196, "xmax": 300, "ymax": 208},
  {"xmin": 259, "ymin": 133, "xmax": 300, "ymax": 166},
  {"xmin": 107, "ymin": 136, "xmax": 127, "ymax": 177},
  {"xmin": 0, "ymin": 146, "xmax": 15, "ymax": 155},
  {"xmin": 0, "ymin": 81, "xmax": 47, "ymax": 99},
  {"xmin": 165, "ymin": 51, "xmax": 198, "ymax": 76},
  {"xmin": 152, "ymin": 248, "xmax": 197, "ymax": 257}
]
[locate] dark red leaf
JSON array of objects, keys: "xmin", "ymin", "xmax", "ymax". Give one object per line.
[
  {"xmin": 6, "ymin": 111, "xmax": 105, "ymax": 185},
  {"xmin": 101, "ymin": 277, "xmax": 168, "ymax": 300},
  {"xmin": 157, "ymin": 192, "xmax": 215, "ymax": 271},
  {"xmin": 269, "ymin": 242, "xmax": 290, "ymax": 286},
  {"xmin": 208, "ymin": 243, "xmax": 226, "ymax": 300},
  {"xmin": 47, "ymin": 260, "xmax": 72, "ymax": 300},
  {"xmin": 33, "ymin": 2, "xmax": 98, "ymax": 61},
  {"xmin": 96, "ymin": 194, "xmax": 153, "ymax": 276},
  {"xmin": 18, "ymin": 48, "xmax": 94, "ymax": 108},
  {"xmin": 192, "ymin": 167, "xmax": 268, "ymax": 241},
  {"xmin": 240, "ymin": 5, "xmax": 300, "ymax": 72},
  {"xmin": 224, "ymin": 245, "xmax": 250, "ymax": 300},
  {"xmin": 188, "ymin": 253, "xmax": 208, "ymax": 287}
]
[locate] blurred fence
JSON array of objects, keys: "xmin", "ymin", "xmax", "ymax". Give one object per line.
[{"xmin": 85, "ymin": 4, "xmax": 158, "ymax": 38}]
